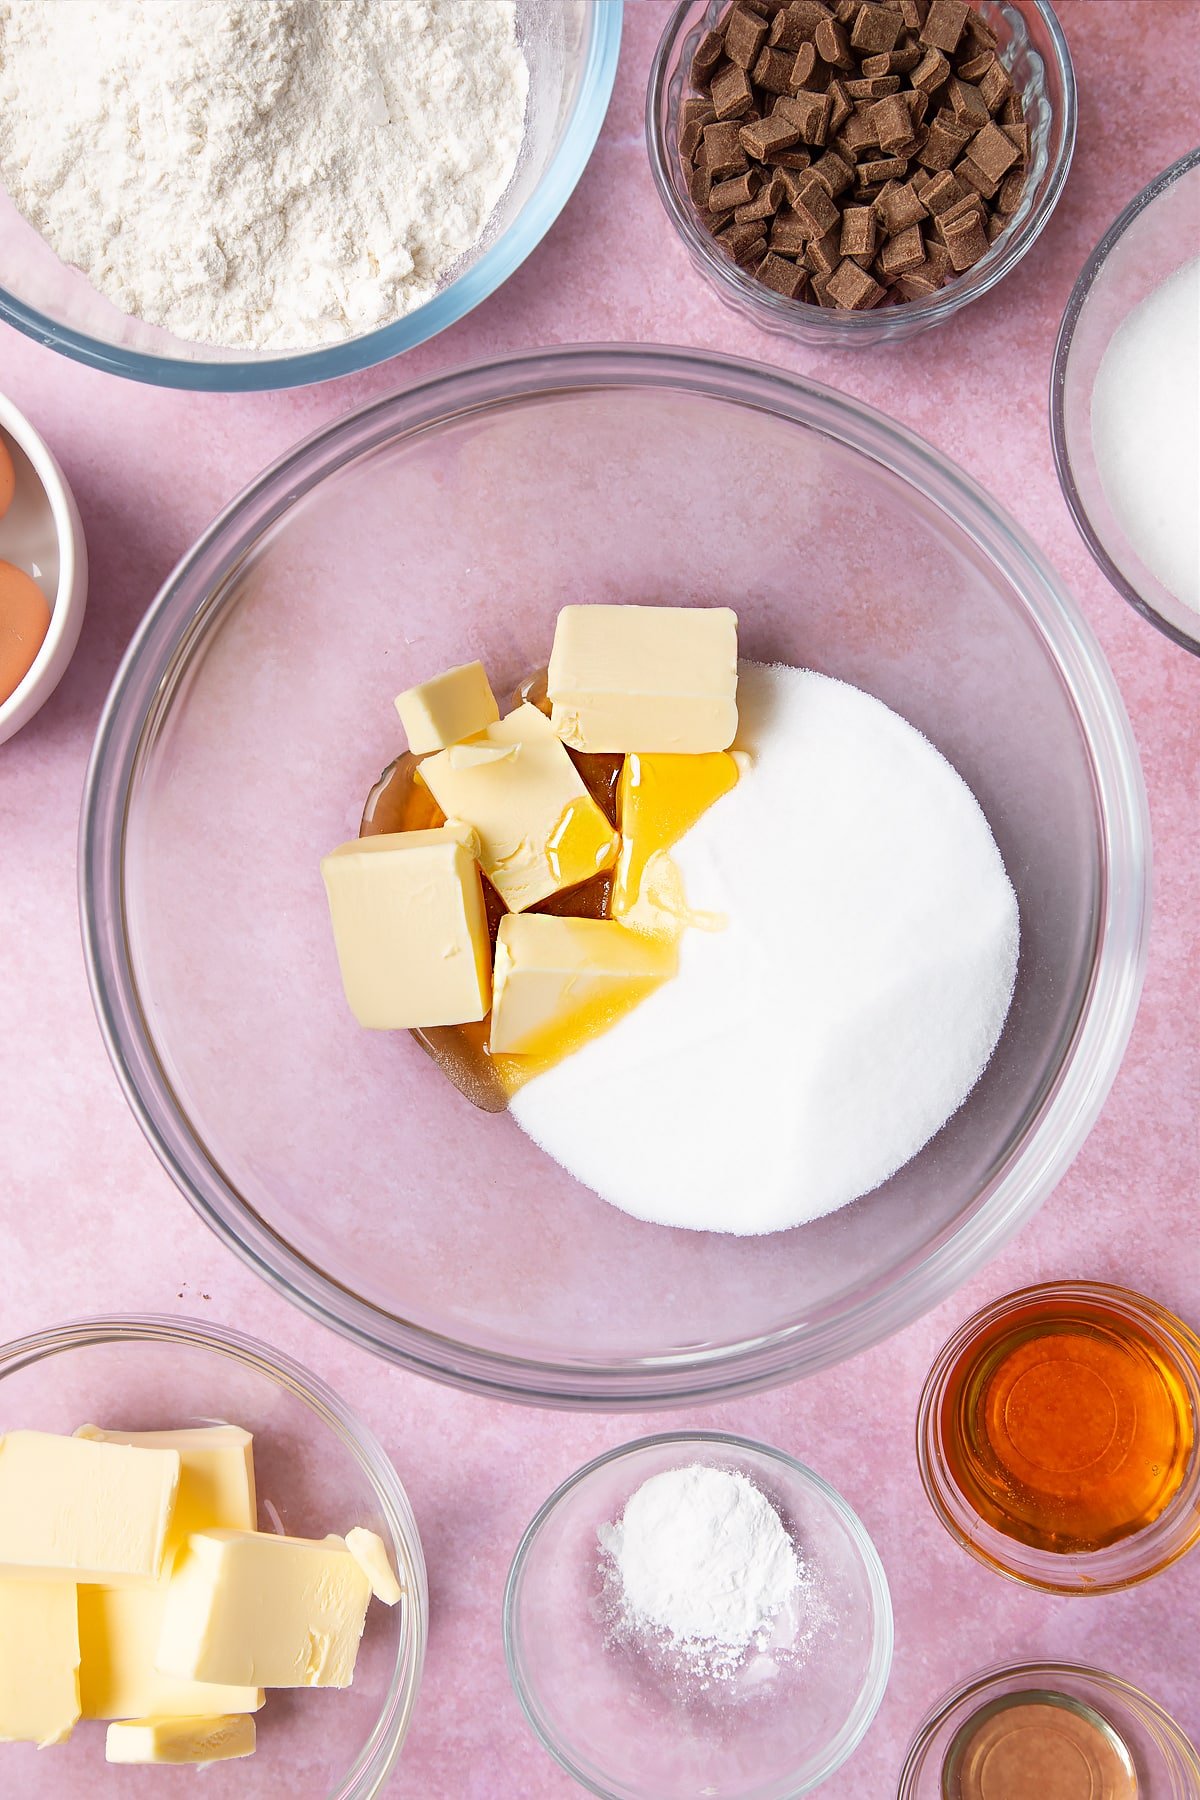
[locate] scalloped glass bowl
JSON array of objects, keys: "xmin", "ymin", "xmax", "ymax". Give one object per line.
[
  {"xmin": 504, "ymin": 1433, "xmax": 892, "ymax": 1799},
  {"xmin": 81, "ymin": 346, "xmax": 1149, "ymax": 1407},
  {"xmin": 1051, "ymin": 148, "xmax": 1200, "ymax": 655},
  {"xmin": 0, "ymin": 2, "xmax": 621, "ymax": 390},
  {"xmin": 0, "ymin": 1316, "xmax": 426, "ymax": 1798},
  {"xmin": 899, "ymin": 1662, "xmax": 1200, "ymax": 1799},
  {"xmin": 647, "ymin": 0, "xmax": 1075, "ymax": 346}
]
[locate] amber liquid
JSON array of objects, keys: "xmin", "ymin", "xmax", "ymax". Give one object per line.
[
  {"xmin": 940, "ymin": 1291, "xmax": 1196, "ymax": 1556},
  {"xmin": 360, "ymin": 670, "xmax": 624, "ymax": 1110}
]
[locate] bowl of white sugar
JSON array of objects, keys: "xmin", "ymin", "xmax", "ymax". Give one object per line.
[
  {"xmin": 1052, "ymin": 147, "xmax": 1200, "ymax": 656},
  {"xmin": 81, "ymin": 346, "xmax": 1150, "ymax": 1406},
  {"xmin": 0, "ymin": 1, "xmax": 622, "ymax": 390},
  {"xmin": 504, "ymin": 1433, "xmax": 892, "ymax": 1798}
]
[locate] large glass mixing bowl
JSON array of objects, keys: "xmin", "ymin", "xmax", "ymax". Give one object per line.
[
  {"xmin": 0, "ymin": 3, "xmax": 621, "ymax": 390},
  {"xmin": 81, "ymin": 347, "xmax": 1149, "ymax": 1406}
]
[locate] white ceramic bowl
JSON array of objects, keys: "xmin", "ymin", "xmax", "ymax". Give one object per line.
[{"xmin": 0, "ymin": 389, "xmax": 87, "ymax": 744}]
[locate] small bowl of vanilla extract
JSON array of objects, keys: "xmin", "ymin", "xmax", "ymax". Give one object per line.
[{"xmin": 917, "ymin": 1280, "xmax": 1200, "ymax": 1594}]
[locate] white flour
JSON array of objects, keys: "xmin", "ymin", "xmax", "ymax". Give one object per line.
[
  {"xmin": 0, "ymin": 0, "xmax": 529, "ymax": 350},
  {"xmin": 511, "ymin": 663, "xmax": 1020, "ymax": 1234},
  {"xmin": 598, "ymin": 1464, "xmax": 804, "ymax": 1685}
]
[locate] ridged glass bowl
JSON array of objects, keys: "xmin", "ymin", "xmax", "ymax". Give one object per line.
[
  {"xmin": 647, "ymin": 0, "xmax": 1075, "ymax": 346},
  {"xmin": 1051, "ymin": 148, "xmax": 1200, "ymax": 655},
  {"xmin": 0, "ymin": 2, "xmax": 621, "ymax": 390},
  {"xmin": 0, "ymin": 1316, "xmax": 426, "ymax": 1798},
  {"xmin": 81, "ymin": 346, "xmax": 1149, "ymax": 1407}
]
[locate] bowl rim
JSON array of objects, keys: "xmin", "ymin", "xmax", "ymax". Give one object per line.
[
  {"xmin": 914, "ymin": 1279, "xmax": 1200, "ymax": 1595},
  {"xmin": 897, "ymin": 1658, "xmax": 1200, "ymax": 1797},
  {"xmin": 0, "ymin": 1312, "xmax": 428, "ymax": 1800},
  {"xmin": 1049, "ymin": 145, "xmax": 1200, "ymax": 657},
  {"xmin": 79, "ymin": 342, "xmax": 1151, "ymax": 1408},
  {"xmin": 646, "ymin": 0, "xmax": 1077, "ymax": 342},
  {"xmin": 0, "ymin": 3, "xmax": 623, "ymax": 393},
  {"xmin": 502, "ymin": 1429, "xmax": 894, "ymax": 1800},
  {"xmin": 0, "ymin": 388, "xmax": 88, "ymax": 739}
]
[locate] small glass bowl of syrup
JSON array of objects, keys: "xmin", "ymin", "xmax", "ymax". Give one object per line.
[
  {"xmin": 898, "ymin": 1661, "xmax": 1200, "ymax": 1800},
  {"xmin": 917, "ymin": 1281, "xmax": 1200, "ymax": 1593}
]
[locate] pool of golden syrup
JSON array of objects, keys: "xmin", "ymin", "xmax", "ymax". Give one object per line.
[
  {"xmin": 940, "ymin": 1291, "xmax": 1196, "ymax": 1556},
  {"xmin": 359, "ymin": 670, "xmax": 623, "ymax": 1110}
]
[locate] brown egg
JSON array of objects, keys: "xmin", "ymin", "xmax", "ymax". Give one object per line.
[
  {"xmin": 0, "ymin": 434, "xmax": 14, "ymax": 520},
  {"xmin": 0, "ymin": 561, "xmax": 52, "ymax": 704}
]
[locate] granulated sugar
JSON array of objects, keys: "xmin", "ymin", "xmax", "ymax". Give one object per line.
[{"xmin": 510, "ymin": 662, "xmax": 1019, "ymax": 1234}]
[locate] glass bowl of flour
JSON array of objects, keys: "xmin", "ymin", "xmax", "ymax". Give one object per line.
[
  {"xmin": 0, "ymin": 1, "xmax": 622, "ymax": 391},
  {"xmin": 504, "ymin": 1432, "xmax": 892, "ymax": 1797},
  {"xmin": 1052, "ymin": 148, "xmax": 1200, "ymax": 656},
  {"xmin": 81, "ymin": 346, "xmax": 1150, "ymax": 1405}
]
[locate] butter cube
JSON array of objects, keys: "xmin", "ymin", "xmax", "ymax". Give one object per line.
[
  {"xmin": 321, "ymin": 826, "xmax": 492, "ymax": 1028},
  {"xmin": 74, "ymin": 1426, "xmax": 262, "ymax": 1722},
  {"xmin": 612, "ymin": 750, "xmax": 740, "ymax": 915},
  {"xmin": 157, "ymin": 1530, "xmax": 371, "ymax": 1689},
  {"xmin": 395, "ymin": 659, "xmax": 499, "ymax": 753},
  {"xmin": 0, "ymin": 1430, "xmax": 179, "ymax": 1584},
  {"xmin": 547, "ymin": 605, "xmax": 739, "ymax": 753},
  {"xmin": 419, "ymin": 703, "xmax": 619, "ymax": 912},
  {"xmin": 345, "ymin": 1526, "xmax": 402, "ymax": 1606},
  {"xmin": 0, "ymin": 1581, "xmax": 81, "ymax": 1746},
  {"xmin": 490, "ymin": 915, "xmax": 677, "ymax": 1056},
  {"xmin": 106, "ymin": 1713, "xmax": 256, "ymax": 1766}
]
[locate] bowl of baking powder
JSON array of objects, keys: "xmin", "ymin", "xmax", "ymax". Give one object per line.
[{"xmin": 0, "ymin": 0, "xmax": 622, "ymax": 390}]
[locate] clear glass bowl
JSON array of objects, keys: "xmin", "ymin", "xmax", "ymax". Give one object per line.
[
  {"xmin": 0, "ymin": 2, "xmax": 621, "ymax": 391},
  {"xmin": 647, "ymin": 0, "xmax": 1075, "ymax": 347},
  {"xmin": 1051, "ymin": 148, "xmax": 1200, "ymax": 656},
  {"xmin": 80, "ymin": 346, "xmax": 1150, "ymax": 1407},
  {"xmin": 503, "ymin": 1432, "xmax": 892, "ymax": 1799},
  {"xmin": 898, "ymin": 1661, "xmax": 1200, "ymax": 1799},
  {"xmin": 916, "ymin": 1281, "xmax": 1200, "ymax": 1594},
  {"xmin": 0, "ymin": 1316, "xmax": 426, "ymax": 1798}
]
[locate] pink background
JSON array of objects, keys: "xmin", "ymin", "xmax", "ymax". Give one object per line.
[{"xmin": 2, "ymin": 2, "xmax": 1197, "ymax": 1793}]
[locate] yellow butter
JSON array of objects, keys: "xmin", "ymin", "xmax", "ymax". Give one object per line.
[
  {"xmin": 547, "ymin": 605, "xmax": 739, "ymax": 753},
  {"xmin": 612, "ymin": 750, "xmax": 739, "ymax": 916},
  {"xmin": 74, "ymin": 1426, "xmax": 262, "ymax": 1722},
  {"xmin": 345, "ymin": 1526, "xmax": 403, "ymax": 1606},
  {"xmin": 419, "ymin": 703, "xmax": 618, "ymax": 912},
  {"xmin": 394, "ymin": 659, "xmax": 499, "ymax": 753},
  {"xmin": 105, "ymin": 1712, "xmax": 256, "ymax": 1766},
  {"xmin": 0, "ymin": 1580, "xmax": 81, "ymax": 1746},
  {"xmin": 157, "ymin": 1530, "xmax": 372, "ymax": 1690},
  {"xmin": 321, "ymin": 826, "xmax": 492, "ymax": 1028},
  {"xmin": 0, "ymin": 1430, "xmax": 179, "ymax": 1584},
  {"xmin": 489, "ymin": 914, "xmax": 676, "ymax": 1058}
]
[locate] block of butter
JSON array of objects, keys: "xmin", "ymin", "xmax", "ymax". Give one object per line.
[
  {"xmin": 106, "ymin": 1712, "xmax": 256, "ymax": 1766},
  {"xmin": 0, "ymin": 1580, "xmax": 81, "ymax": 1746},
  {"xmin": 0, "ymin": 1430, "xmax": 180, "ymax": 1584},
  {"xmin": 74, "ymin": 1425, "xmax": 263, "ymax": 1722},
  {"xmin": 490, "ymin": 914, "xmax": 677, "ymax": 1056},
  {"xmin": 157, "ymin": 1530, "xmax": 372, "ymax": 1690},
  {"xmin": 547, "ymin": 605, "xmax": 739, "ymax": 753},
  {"xmin": 395, "ymin": 659, "xmax": 499, "ymax": 753},
  {"xmin": 419, "ymin": 703, "xmax": 619, "ymax": 912},
  {"xmin": 321, "ymin": 826, "xmax": 491, "ymax": 1029}
]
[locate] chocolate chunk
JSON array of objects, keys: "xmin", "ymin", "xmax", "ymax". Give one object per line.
[
  {"xmin": 710, "ymin": 167, "xmax": 764, "ymax": 210},
  {"xmin": 895, "ymin": 265, "xmax": 940, "ymax": 297},
  {"xmin": 699, "ymin": 120, "xmax": 750, "ymax": 178},
  {"xmin": 805, "ymin": 222, "xmax": 844, "ymax": 271},
  {"xmin": 874, "ymin": 176, "xmax": 927, "ymax": 231},
  {"xmin": 968, "ymin": 117, "xmax": 1019, "ymax": 180},
  {"xmin": 871, "ymin": 91, "xmax": 916, "ymax": 150},
  {"xmin": 845, "ymin": 73, "xmax": 902, "ymax": 96},
  {"xmin": 688, "ymin": 164, "xmax": 713, "ymax": 208},
  {"xmin": 755, "ymin": 44, "xmax": 801, "ymax": 90},
  {"xmin": 790, "ymin": 169, "xmax": 842, "ymax": 232},
  {"xmin": 920, "ymin": 167, "xmax": 966, "ymax": 212},
  {"xmin": 691, "ymin": 28, "xmax": 727, "ymax": 85},
  {"xmin": 789, "ymin": 42, "xmax": 825, "ymax": 88},
  {"xmin": 996, "ymin": 164, "xmax": 1025, "ymax": 213},
  {"xmin": 815, "ymin": 15, "xmax": 855, "ymax": 66},
  {"xmin": 955, "ymin": 47, "xmax": 995, "ymax": 82},
  {"xmin": 840, "ymin": 203, "xmax": 878, "ymax": 256},
  {"xmin": 911, "ymin": 45, "xmax": 950, "ymax": 91},
  {"xmin": 850, "ymin": 3, "xmax": 903, "ymax": 53},
  {"xmin": 827, "ymin": 255, "xmax": 886, "ymax": 306},
  {"xmin": 963, "ymin": 6, "xmax": 997, "ymax": 49},
  {"xmin": 900, "ymin": 0, "xmax": 927, "ymax": 23},
  {"xmin": 725, "ymin": 6, "xmax": 771, "ymax": 68},
  {"xmin": 712, "ymin": 61, "xmax": 757, "ymax": 119},
  {"xmin": 771, "ymin": 0, "xmax": 835, "ymax": 47},
  {"xmin": 810, "ymin": 147, "xmax": 856, "ymax": 194},
  {"xmin": 919, "ymin": 0, "xmax": 969, "ymax": 53},
  {"xmin": 956, "ymin": 155, "xmax": 999, "ymax": 199},
  {"xmin": 776, "ymin": 87, "xmax": 834, "ymax": 142},
  {"xmin": 986, "ymin": 210, "xmax": 1007, "ymax": 242},
  {"xmin": 735, "ymin": 170, "xmax": 787, "ymax": 218},
  {"xmin": 717, "ymin": 217, "xmax": 772, "ymax": 260},
  {"xmin": 827, "ymin": 76, "xmax": 854, "ymax": 127},
  {"xmin": 917, "ymin": 113, "xmax": 972, "ymax": 168},
  {"xmin": 941, "ymin": 206, "xmax": 989, "ymax": 268},
  {"xmin": 877, "ymin": 220, "xmax": 925, "ymax": 274},
  {"xmin": 859, "ymin": 155, "xmax": 909, "ymax": 182},
  {"xmin": 769, "ymin": 144, "xmax": 816, "ymax": 169},
  {"xmin": 944, "ymin": 75, "xmax": 989, "ymax": 128},
  {"xmin": 756, "ymin": 250, "xmax": 809, "ymax": 295},
  {"xmin": 1003, "ymin": 119, "xmax": 1029, "ymax": 159},
  {"xmin": 739, "ymin": 112, "xmax": 801, "ymax": 158}
]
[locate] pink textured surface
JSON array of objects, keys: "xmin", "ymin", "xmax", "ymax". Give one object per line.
[{"xmin": 1, "ymin": 3, "xmax": 1197, "ymax": 1794}]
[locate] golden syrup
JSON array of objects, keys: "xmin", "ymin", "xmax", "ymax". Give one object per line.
[
  {"xmin": 359, "ymin": 669, "xmax": 624, "ymax": 1109},
  {"xmin": 939, "ymin": 1290, "xmax": 1196, "ymax": 1555}
]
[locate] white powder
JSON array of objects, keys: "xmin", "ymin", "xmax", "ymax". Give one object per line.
[
  {"xmin": 598, "ymin": 1464, "xmax": 803, "ymax": 1684},
  {"xmin": 0, "ymin": 0, "xmax": 529, "ymax": 350},
  {"xmin": 1091, "ymin": 255, "xmax": 1200, "ymax": 613},
  {"xmin": 511, "ymin": 663, "xmax": 1019, "ymax": 1234}
]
